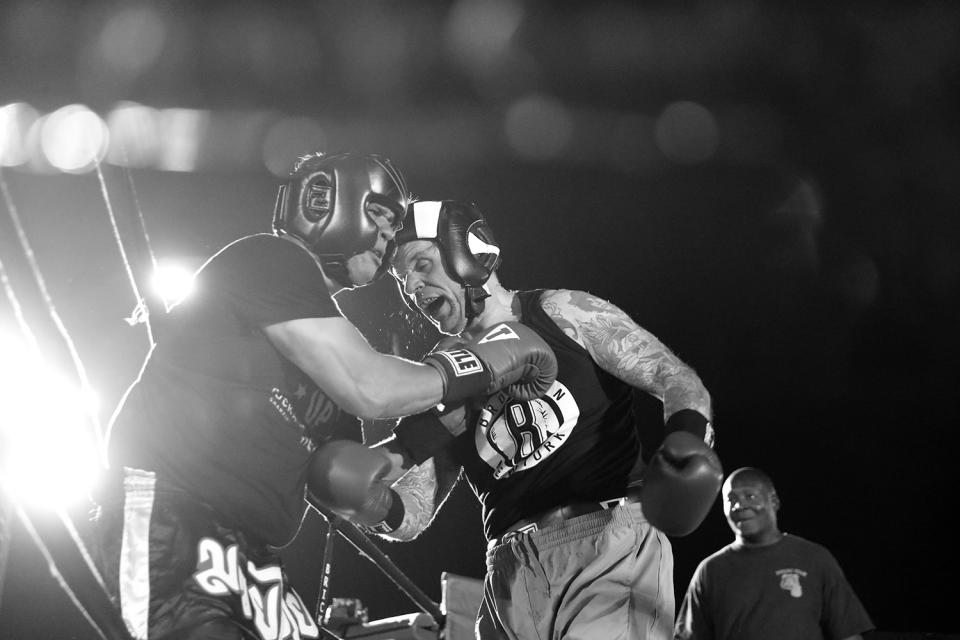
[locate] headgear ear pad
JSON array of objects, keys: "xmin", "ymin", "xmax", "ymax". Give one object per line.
[{"xmin": 396, "ymin": 200, "xmax": 501, "ymax": 287}]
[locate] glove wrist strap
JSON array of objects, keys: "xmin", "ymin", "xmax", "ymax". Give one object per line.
[
  {"xmin": 665, "ymin": 409, "xmax": 715, "ymax": 447},
  {"xmin": 363, "ymin": 489, "xmax": 405, "ymax": 535},
  {"xmin": 423, "ymin": 348, "xmax": 492, "ymax": 404}
]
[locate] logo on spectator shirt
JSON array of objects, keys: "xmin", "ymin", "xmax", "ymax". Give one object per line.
[
  {"xmin": 776, "ymin": 568, "xmax": 807, "ymax": 598},
  {"xmin": 474, "ymin": 380, "xmax": 580, "ymax": 479}
]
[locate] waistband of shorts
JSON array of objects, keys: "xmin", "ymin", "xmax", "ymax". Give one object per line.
[
  {"xmin": 95, "ymin": 466, "xmax": 274, "ymax": 550},
  {"xmin": 487, "ymin": 489, "xmax": 644, "ymax": 551},
  {"xmin": 93, "ymin": 466, "xmax": 179, "ymax": 503}
]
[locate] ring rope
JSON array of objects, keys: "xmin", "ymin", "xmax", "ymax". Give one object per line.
[{"xmin": 1, "ymin": 168, "xmax": 106, "ymax": 461}]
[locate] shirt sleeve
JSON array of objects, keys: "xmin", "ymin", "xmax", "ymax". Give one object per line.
[
  {"xmin": 207, "ymin": 234, "xmax": 342, "ymax": 329},
  {"xmin": 819, "ymin": 548, "xmax": 874, "ymax": 639}
]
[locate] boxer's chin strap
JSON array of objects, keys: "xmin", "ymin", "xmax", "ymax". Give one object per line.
[{"xmin": 463, "ymin": 284, "xmax": 490, "ymax": 322}]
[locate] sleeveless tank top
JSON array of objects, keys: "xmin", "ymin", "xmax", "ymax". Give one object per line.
[{"xmin": 454, "ymin": 289, "xmax": 643, "ymax": 539}]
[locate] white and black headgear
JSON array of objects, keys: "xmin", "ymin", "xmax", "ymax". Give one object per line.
[
  {"xmin": 273, "ymin": 151, "xmax": 409, "ymax": 286},
  {"xmin": 393, "ymin": 200, "xmax": 501, "ymax": 321}
]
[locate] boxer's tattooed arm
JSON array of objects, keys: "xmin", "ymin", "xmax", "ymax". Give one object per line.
[
  {"xmin": 541, "ymin": 289, "xmax": 711, "ymax": 421},
  {"xmin": 540, "ymin": 289, "xmax": 584, "ymax": 346},
  {"xmin": 385, "ymin": 459, "xmax": 438, "ymax": 541},
  {"xmin": 383, "ymin": 449, "xmax": 462, "ymax": 542}
]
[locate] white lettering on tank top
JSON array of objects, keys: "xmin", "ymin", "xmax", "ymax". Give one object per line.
[{"xmin": 474, "ymin": 380, "xmax": 580, "ymax": 479}]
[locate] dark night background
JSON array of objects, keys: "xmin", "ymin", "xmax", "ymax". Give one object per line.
[{"xmin": 1, "ymin": 1, "xmax": 959, "ymax": 638}]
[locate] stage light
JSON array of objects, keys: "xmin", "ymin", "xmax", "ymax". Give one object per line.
[
  {"xmin": 40, "ymin": 104, "xmax": 110, "ymax": 174},
  {"xmin": 445, "ymin": 0, "xmax": 524, "ymax": 69},
  {"xmin": 0, "ymin": 102, "xmax": 40, "ymax": 167},
  {"xmin": 97, "ymin": 5, "xmax": 167, "ymax": 76},
  {"xmin": 152, "ymin": 259, "xmax": 197, "ymax": 307},
  {"xmin": 504, "ymin": 93, "xmax": 573, "ymax": 161},
  {"xmin": 0, "ymin": 333, "xmax": 102, "ymax": 510},
  {"xmin": 157, "ymin": 108, "xmax": 209, "ymax": 172},
  {"xmin": 105, "ymin": 101, "xmax": 162, "ymax": 168},
  {"xmin": 654, "ymin": 100, "xmax": 719, "ymax": 165}
]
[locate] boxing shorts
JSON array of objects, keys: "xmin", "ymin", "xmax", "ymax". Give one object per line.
[{"xmin": 90, "ymin": 467, "xmax": 320, "ymax": 640}]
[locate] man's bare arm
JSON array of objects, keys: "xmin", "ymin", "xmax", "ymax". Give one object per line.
[
  {"xmin": 265, "ymin": 316, "xmax": 444, "ymax": 420},
  {"xmin": 386, "ymin": 458, "xmax": 441, "ymax": 541},
  {"xmin": 540, "ymin": 289, "xmax": 711, "ymax": 421},
  {"xmin": 371, "ymin": 439, "xmax": 462, "ymax": 542}
]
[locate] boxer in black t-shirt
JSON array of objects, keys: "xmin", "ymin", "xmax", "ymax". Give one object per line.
[{"xmin": 92, "ymin": 155, "xmax": 557, "ymax": 640}]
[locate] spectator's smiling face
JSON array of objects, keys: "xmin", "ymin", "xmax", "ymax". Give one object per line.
[{"xmin": 723, "ymin": 476, "xmax": 780, "ymax": 546}]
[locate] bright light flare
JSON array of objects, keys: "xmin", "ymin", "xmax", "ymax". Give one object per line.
[
  {"xmin": 157, "ymin": 108, "xmax": 209, "ymax": 172},
  {"xmin": 40, "ymin": 104, "xmax": 110, "ymax": 173},
  {"xmin": 106, "ymin": 101, "xmax": 162, "ymax": 167},
  {"xmin": 0, "ymin": 102, "xmax": 40, "ymax": 167},
  {"xmin": 152, "ymin": 260, "xmax": 197, "ymax": 307},
  {"xmin": 0, "ymin": 333, "xmax": 102, "ymax": 509}
]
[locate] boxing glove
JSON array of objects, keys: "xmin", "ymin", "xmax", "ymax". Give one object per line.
[
  {"xmin": 307, "ymin": 440, "xmax": 404, "ymax": 531},
  {"xmin": 423, "ymin": 321, "xmax": 557, "ymax": 404},
  {"xmin": 640, "ymin": 431, "xmax": 723, "ymax": 537}
]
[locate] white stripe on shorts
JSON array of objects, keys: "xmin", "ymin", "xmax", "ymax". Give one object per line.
[{"xmin": 120, "ymin": 467, "xmax": 156, "ymax": 640}]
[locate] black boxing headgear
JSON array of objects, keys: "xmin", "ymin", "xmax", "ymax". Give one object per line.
[
  {"xmin": 273, "ymin": 152, "xmax": 409, "ymax": 287},
  {"xmin": 394, "ymin": 200, "xmax": 501, "ymax": 321}
]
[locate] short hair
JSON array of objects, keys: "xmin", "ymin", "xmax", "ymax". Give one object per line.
[
  {"xmin": 726, "ymin": 467, "xmax": 777, "ymax": 494},
  {"xmin": 291, "ymin": 151, "xmax": 324, "ymax": 174}
]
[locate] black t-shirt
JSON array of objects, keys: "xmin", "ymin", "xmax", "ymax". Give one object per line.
[
  {"xmin": 107, "ymin": 234, "xmax": 360, "ymax": 547},
  {"xmin": 676, "ymin": 534, "xmax": 874, "ymax": 640},
  {"xmin": 398, "ymin": 289, "xmax": 641, "ymax": 539}
]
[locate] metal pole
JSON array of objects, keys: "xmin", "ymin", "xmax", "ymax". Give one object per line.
[
  {"xmin": 315, "ymin": 514, "xmax": 340, "ymax": 621},
  {"xmin": 310, "ymin": 502, "xmax": 445, "ymax": 627}
]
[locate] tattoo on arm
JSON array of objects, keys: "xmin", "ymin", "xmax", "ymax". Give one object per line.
[
  {"xmin": 381, "ymin": 447, "xmax": 462, "ymax": 542},
  {"xmin": 540, "ymin": 290, "xmax": 582, "ymax": 345},
  {"xmin": 385, "ymin": 459, "xmax": 438, "ymax": 541},
  {"xmin": 543, "ymin": 289, "xmax": 711, "ymax": 420}
]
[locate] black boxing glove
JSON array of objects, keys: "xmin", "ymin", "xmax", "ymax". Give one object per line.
[
  {"xmin": 640, "ymin": 428, "xmax": 723, "ymax": 537},
  {"xmin": 307, "ymin": 440, "xmax": 404, "ymax": 532},
  {"xmin": 423, "ymin": 321, "xmax": 557, "ymax": 404}
]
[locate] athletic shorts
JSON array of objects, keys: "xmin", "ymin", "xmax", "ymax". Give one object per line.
[
  {"xmin": 477, "ymin": 501, "xmax": 674, "ymax": 640},
  {"xmin": 90, "ymin": 467, "xmax": 320, "ymax": 640}
]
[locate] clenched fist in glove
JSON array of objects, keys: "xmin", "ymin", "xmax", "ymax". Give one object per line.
[
  {"xmin": 306, "ymin": 440, "xmax": 403, "ymax": 532},
  {"xmin": 641, "ymin": 427, "xmax": 723, "ymax": 537},
  {"xmin": 423, "ymin": 321, "xmax": 557, "ymax": 404}
]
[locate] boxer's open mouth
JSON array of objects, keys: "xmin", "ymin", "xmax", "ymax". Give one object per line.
[{"xmin": 421, "ymin": 295, "xmax": 445, "ymax": 316}]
